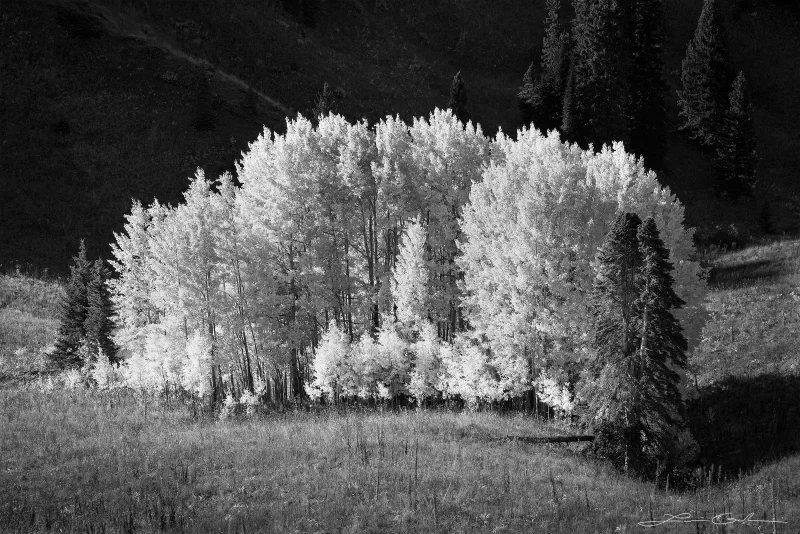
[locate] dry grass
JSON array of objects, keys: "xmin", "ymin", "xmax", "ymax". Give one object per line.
[
  {"xmin": 0, "ymin": 388, "xmax": 797, "ymax": 533},
  {"xmin": 691, "ymin": 238, "xmax": 800, "ymax": 384},
  {"xmin": 0, "ymin": 273, "xmax": 61, "ymax": 381}
]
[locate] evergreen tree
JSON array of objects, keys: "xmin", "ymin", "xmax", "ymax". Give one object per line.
[
  {"xmin": 51, "ymin": 241, "xmax": 93, "ymax": 369},
  {"xmin": 51, "ymin": 241, "xmax": 119, "ymax": 369},
  {"xmin": 628, "ymin": 0, "xmax": 667, "ymax": 169},
  {"xmin": 631, "ymin": 217, "xmax": 688, "ymax": 471},
  {"xmin": 560, "ymin": 55, "xmax": 581, "ymax": 142},
  {"xmin": 518, "ymin": 0, "xmax": 570, "ymax": 131},
  {"xmin": 590, "ymin": 213, "xmax": 643, "ymax": 373},
  {"xmin": 589, "ymin": 214, "xmax": 689, "ymax": 474},
  {"xmin": 568, "ymin": 0, "xmax": 631, "ymax": 149},
  {"xmin": 715, "ymin": 71, "xmax": 758, "ymax": 198},
  {"xmin": 85, "ymin": 260, "xmax": 119, "ymax": 363},
  {"xmin": 518, "ymin": 62, "xmax": 537, "ymax": 127},
  {"xmin": 677, "ymin": 0, "xmax": 732, "ymax": 149},
  {"xmin": 447, "ymin": 71, "xmax": 471, "ymax": 124},
  {"xmin": 311, "ymin": 82, "xmax": 337, "ymax": 121}
]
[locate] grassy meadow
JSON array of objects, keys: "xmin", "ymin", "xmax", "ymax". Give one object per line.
[
  {"xmin": 1, "ymin": 389, "xmax": 798, "ymax": 533},
  {"xmin": 2, "ymin": 240, "xmax": 800, "ymax": 532}
]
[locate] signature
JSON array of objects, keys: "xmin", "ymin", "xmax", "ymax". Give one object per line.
[{"xmin": 639, "ymin": 512, "xmax": 788, "ymax": 527}]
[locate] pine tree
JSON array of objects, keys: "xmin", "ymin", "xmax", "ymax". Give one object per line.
[
  {"xmin": 677, "ymin": 0, "xmax": 732, "ymax": 149},
  {"xmin": 568, "ymin": 0, "xmax": 631, "ymax": 149},
  {"xmin": 628, "ymin": 0, "xmax": 667, "ymax": 169},
  {"xmin": 560, "ymin": 55, "xmax": 581, "ymax": 142},
  {"xmin": 589, "ymin": 214, "xmax": 689, "ymax": 474},
  {"xmin": 51, "ymin": 240, "xmax": 93, "ymax": 369},
  {"xmin": 631, "ymin": 217, "xmax": 688, "ymax": 471},
  {"xmin": 85, "ymin": 260, "xmax": 119, "ymax": 363},
  {"xmin": 311, "ymin": 82, "xmax": 337, "ymax": 121},
  {"xmin": 518, "ymin": 0, "xmax": 570, "ymax": 132},
  {"xmin": 591, "ymin": 213, "xmax": 643, "ymax": 373},
  {"xmin": 447, "ymin": 71, "xmax": 471, "ymax": 124},
  {"xmin": 518, "ymin": 62, "xmax": 537, "ymax": 127},
  {"xmin": 715, "ymin": 71, "xmax": 758, "ymax": 198}
]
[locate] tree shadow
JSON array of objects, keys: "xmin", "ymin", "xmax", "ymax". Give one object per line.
[
  {"xmin": 686, "ymin": 374, "xmax": 800, "ymax": 475},
  {"xmin": 707, "ymin": 259, "xmax": 784, "ymax": 288}
]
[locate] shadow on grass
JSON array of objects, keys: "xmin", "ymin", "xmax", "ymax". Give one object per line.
[
  {"xmin": 687, "ymin": 373, "xmax": 800, "ymax": 475},
  {"xmin": 707, "ymin": 259, "xmax": 784, "ymax": 288}
]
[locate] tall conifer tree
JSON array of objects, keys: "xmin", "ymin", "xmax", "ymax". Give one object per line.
[
  {"xmin": 629, "ymin": 0, "xmax": 667, "ymax": 169},
  {"xmin": 447, "ymin": 71, "xmax": 471, "ymax": 124},
  {"xmin": 518, "ymin": 0, "xmax": 571, "ymax": 131},
  {"xmin": 632, "ymin": 217, "xmax": 688, "ymax": 470},
  {"xmin": 677, "ymin": 0, "xmax": 732, "ymax": 148},
  {"xmin": 589, "ymin": 214, "xmax": 689, "ymax": 474},
  {"xmin": 51, "ymin": 241, "xmax": 119, "ymax": 369},
  {"xmin": 85, "ymin": 260, "xmax": 119, "ymax": 363},
  {"xmin": 51, "ymin": 240, "xmax": 93, "ymax": 369},
  {"xmin": 715, "ymin": 71, "xmax": 758, "ymax": 198},
  {"xmin": 568, "ymin": 0, "xmax": 631, "ymax": 149},
  {"xmin": 518, "ymin": 62, "xmax": 537, "ymax": 128}
]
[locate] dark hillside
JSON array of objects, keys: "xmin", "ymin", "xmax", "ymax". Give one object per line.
[{"xmin": 1, "ymin": 0, "xmax": 799, "ymax": 272}]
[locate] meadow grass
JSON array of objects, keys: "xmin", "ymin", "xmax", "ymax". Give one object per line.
[
  {"xmin": 0, "ymin": 273, "xmax": 61, "ymax": 381},
  {"xmin": 691, "ymin": 238, "xmax": 800, "ymax": 384},
  {"xmin": 1, "ymin": 387, "xmax": 797, "ymax": 533}
]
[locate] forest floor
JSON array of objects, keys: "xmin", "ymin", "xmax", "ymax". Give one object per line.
[{"xmin": 1, "ymin": 239, "xmax": 800, "ymax": 531}]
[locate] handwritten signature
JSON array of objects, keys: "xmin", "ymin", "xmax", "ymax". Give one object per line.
[{"xmin": 639, "ymin": 512, "xmax": 788, "ymax": 527}]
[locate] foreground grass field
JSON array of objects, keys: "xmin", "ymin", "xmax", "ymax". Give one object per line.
[{"xmin": 0, "ymin": 388, "xmax": 797, "ymax": 533}]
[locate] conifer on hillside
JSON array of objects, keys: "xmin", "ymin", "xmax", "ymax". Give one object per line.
[
  {"xmin": 568, "ymin": 0, "xmax": 631, "ymax": 149},
  {"xmin": 51, "ymin": 241, "xmax": 118, "ymax": 369},
  {"xmin": 85, "ymin": 260, "xmax": 119, "ymax": 363},
  {"xmin": 51, "ymin": 241, "xmax": 93, "ymax": 369},
  {"xmin": 447, "ymin": 71, "xmax": 471, "ymax": 125},
  {"xmin": 518, "ymin": 0, "xmax": 570, "ymax": 132},
  {"xmin": 677, "ymin": 0, "xmax": 732, "ymax": 149},
  {"xmin": 518, "ymin": 62, "xmax": 537, "ymax": 127},
  {"xmin": 588, "ymin": 214, "xmax": 689, "ymax": 474},
  {"xmin": 311, "ymin": 82, "xmax": 337, "ymax": 121},
  {"xmin": 715, "ymin": 71, "xmax": 758, "ymax": 198},
  {"xmin": 629, "ymin": 0, "xmax": 667, "ymax": 169},
  {"xmin": 631, "ymin": 217, "xmax": 688, "ymax": 469}
]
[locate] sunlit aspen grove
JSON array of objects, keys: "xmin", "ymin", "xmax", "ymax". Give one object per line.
[{"xmin": 109, "ymin": 109, "xmax": 704, "ymax": 408}]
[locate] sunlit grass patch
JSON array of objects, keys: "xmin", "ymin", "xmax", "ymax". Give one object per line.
[{"xmin": 1, "ymin": 388, "xmax": 798, "ymax": 533}]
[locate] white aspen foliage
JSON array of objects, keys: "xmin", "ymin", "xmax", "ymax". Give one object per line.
[{"xmin": 108, "ymin": 112, "xmax": 703, "ymax": 409}]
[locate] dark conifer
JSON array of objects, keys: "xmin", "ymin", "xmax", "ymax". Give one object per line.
[
  {"xmin": 591, "ymin": 213, "xmax": 643, "ymax": 373},
  {"xmin": 631, "ymin": 217, "xmax": 688, "ymax": 470},
  {"xmin": 51, "ymin": 241, "xmax": 93, "ymax": 369},
  {"xmin": 677, "ymin": 0, "xmax": 732, "ymax": 149},
  {"xmin": 629, "ymin": 0, "xmax": 667, "ymax": 169},
  {"xmin": 715, "ymin": 72, "xmax": 758, "ymax": 198},
  {"xmin": 311, "ymin": 82, "xmax": 337, "ymax": 121},
  {"xmin": 588, "ymin": 215, "xmax": 690, "ymax": 474},
  {"xmin": 518, "ymin": 62, "xmax": 537, "ymax": 127},
  {"xmin": 85, "ymin": 260, "xmax": 119, "ymax": 363},
  {"xmin": 448, "ymin": 71, "xmax": 471, "ymax": 124},
  {"xmin": 568, "ymin": 0, "xmax": 631, "ymax": 149},
  {"xmin": 518, "ymin": 0, "xmax": 571, "ymax": 131},
  {"xmin": 560, "ymin": 56, "xmax": 581, "ymax": 143}
]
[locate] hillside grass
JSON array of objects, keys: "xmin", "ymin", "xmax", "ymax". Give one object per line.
[
  {"xmin": 0, "ymin": 388, "xmax": 797, "ymax": 533},
  {"xmin": 0, "ymin": 271, "xmax": 62, "ymax": 382},
  {"xmin": 692, "ymin": 238, "xmax": 800, "ymax": 384}
]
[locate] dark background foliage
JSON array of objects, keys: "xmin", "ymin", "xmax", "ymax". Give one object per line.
[{"xmin": 1, "ymin": 0, "xmax": 799, "ymax": 274}]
